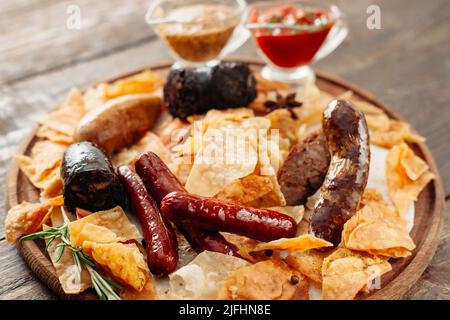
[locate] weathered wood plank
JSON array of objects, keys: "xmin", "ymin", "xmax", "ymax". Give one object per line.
[
  {"xmin": 0, "ymin": 239, "xmax": 55, "ymax": 300},
  {"xmin": 0, "ymin": 0, "xmax": 155, "ymax": 84}
]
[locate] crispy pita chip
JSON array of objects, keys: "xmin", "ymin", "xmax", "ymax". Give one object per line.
[
  {"xmin": 121, "ymin": 278, "xmax": 158, "ymax": 300},
  {"xmin": 252, "ymin": 235, "xmax": 332, "ymax": 253},
  {"xmin": 69, "ymin": 206, "xmax": 141, "ymax": 248},
  {"xmin": 265, "ymin": 108, "xmax": 301, "ymax": 144},
  {"xmin": 44, "ymin": 224, "xmax": 91, "ymax": 294},
  {"xmin": 83, "ymin": 241, "xmax": 150, "ymax": 291},
  {"xmin": 5, "ymin": 196, "xmax": 63, "ymax": 243},
  {"xmin": 185, "ymin": 118, "xmax": 263, "ymax": 197},
  {"xmin": 112, "ymin": 131, "xmax": 173, "ymax": 167},
  {"xmin": 352, "ymin": 100, "xmax": 391, "ymax": 132},
  {"xmin": 322, "ymin": 248, "xmax": 391, "ymax": 300},
  {"xmin": 16, "ymin": 140, "xmax": 66, "ymax": 197},
  {"xmin": 218, "ymin": 259, "xmax": 309, "ymax": 300},
  {"xmin": 220, "ymin": 232, "xmax": 262, "ymax": 262},
  {"xmin": 269, "ymin": 205, "xmax": 304, "ymax": 224},
  {"xmin": 343, "ymin": 190, "xmax": 415, "ymax": 258},
  {"xmin": 38, "ymin": 88, "xmax": 86, "ymax": 136},
  {"xmin": 36, "ymin": 125, "xmax": 74, "ymax": 145},
  {"xmin": 104, "ymin": 70, "xmax": 163, "ymax": 99},
  {"xmin": 214, "ymin": 174, "xmax": 274, "ymax": 204},
  {"xmin": 168, "ymin": 251, "xmax": 250, "ymax": 299},
  {"xmin": 285, "ymin": 250, "xmax": 329, "ymax": 283},
  {"xmin": 83, "ymin": 84, "xmax": 108, "ymax": 111},
  {"xmin": 371, "ymin": 120, "xmax": 425, "ymax": 148},
  {"xmin": 255, "ymin": 75, "xmax": 291, "ymax": 94},
  {"xmin": 386, "ymin": 143, "xmax": 434, "ymax": 215}
]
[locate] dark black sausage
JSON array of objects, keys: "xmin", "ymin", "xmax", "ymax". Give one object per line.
[{"xmin": 61, "ymin": 141, "xmax": 125, "ymax": 213}]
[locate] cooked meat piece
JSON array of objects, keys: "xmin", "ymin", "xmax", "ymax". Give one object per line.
[
  {"xmin": 278, "ymin": 131, "xmax": 331, "ymax": 205},
  {"xmin": 163, "ymin": 61, "xmax": 257, "ymax": 118}
]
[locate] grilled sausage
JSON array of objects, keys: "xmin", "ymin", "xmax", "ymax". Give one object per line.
[
  {"xmin": 74, "ymin": 94, "xmax": 161, "ymax": 155},
  {"xmin": 61, "ymin": 141, "xmax": 125, "ymax": 213},
  {"xmin": 117, "ymin": 165, "xmax": 178, "ymax": 276},
  {"xmin": 310, "ymin": 100, "xmax": 370, "ymax": 246},
  {"xmin": 135, "ymin": 152, "xmax": 236, "ymax": 255},
  {"xmin": 278, "ymin": 131, "xmax": 331, "ymax": 205},
  {"xmin": 161, "ymin": 192, "xmax": 297, "ymax": 242}
]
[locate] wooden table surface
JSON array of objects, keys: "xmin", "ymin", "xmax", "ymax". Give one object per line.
[{"xmin": 0, "ymin": 0, "xmax": 449, "ymax": 300}]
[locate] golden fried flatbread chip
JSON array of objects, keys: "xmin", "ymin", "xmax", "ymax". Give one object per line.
[
  {"xmin": 352, "ymin": 100, "xmax": 391, "ymax": 132},
  {"xmin": 185, "ymin": 118, "xmax": 263, "ymax": 197},
  {"xmin": 218, "ymin": 259, "xmax": 309, "ymax": 300},
  {"xmin": 322, "ymin": 248, "xmax": 391, "ymax": 300},
  {"xmin": 121, "ymin": 279, "xmax": 158, "ymax": 300},
  {"xmin": 104, "ymin": 70, "xmax": 163, "ymax": 99},
  {"xmin": 82, "ymin": 241, "xmax": 150, "ymax": 291},
  {"xmin": 371, "ymin": 120, "xmax": 425, "ymax": 148},
  {"xmin": 252, "ymin": 235, "xmax": 332, "ymax": 253},
  {"xmin": 36, "ymin": 125, "xmax": 74, "ymax": 145},
  {"xmin": 168, "ymin": 251, "xmax": 250, "ymax": 299},
  {"xmin": 343, "ymin": 191, "xmax": 415, "ymax": 258},
  {"xmin": 112, "ymin": 131, "xmax": 173, "ymax": 167},
  {"xmin": 44, "ymin": 224, "xmax": 91, "ymax": 294},
  {"xmin": 386, "ymin": 143, "xmax": 434, "ymax": 215},
  {"xmin": 285, "ymin": 250, "xmax": 329, "ymax": 283},
  {"xmin": 269, "ymin": 205, "xmax": 304, "ymax": 224},
  {"xmin": 5, "ymin": 196, "xmax": 63, "ymax": 243},
  {"xmin": 220, "ymin": 232, "xmax": 261, "ymax": 262},
  {"xmin": 38, "ymin": 88, "xmax": 86, "ymax": 137},
  {"xmin": 69, "ymin": 206, "xmax": 141, "ymax": 248}
]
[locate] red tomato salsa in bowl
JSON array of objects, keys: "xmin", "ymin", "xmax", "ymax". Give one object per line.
[{"xmin": 246, "ymin": 3, "xmax": 335, "ymax": 68}]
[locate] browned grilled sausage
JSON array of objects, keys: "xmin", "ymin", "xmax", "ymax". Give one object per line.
[
  {"xmin": 135, "ymin": 151, "xmax": 236, "ymax": 256},
  {"xmin": 278, "ymin": 131, "xmax": 331, "ymax": 205},
  {"xmin": 161, "ymin": 192, "xmax": 297, "ymax": 242},
  {"xmin": 310, "ymin": 99, "xmax": 370, "ymax": 246},
  {"xmin": 117, "ymin": 165, "xmax": 178, "ymax": 276},
  {"xmin": 74, "ymin": 94, "xmax": 161, "ymax": 155}
]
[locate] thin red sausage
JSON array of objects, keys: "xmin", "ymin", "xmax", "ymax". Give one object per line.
[
  {"xmin": 117, "ymin": 165, "xmax": 178, "ymax": 276},
  {"xmin": 161, "ymin": 192, "xmax": 297, "ymax": 242},
  {"xmin": 310, "ymin": 99, "xmax": 370, "ymax": 246},
  {"xmin": 135, "ymin": 151, "xmax": 236, "ymax": 255}
]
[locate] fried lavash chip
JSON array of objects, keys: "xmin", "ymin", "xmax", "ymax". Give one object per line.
[
  {"xmin": 343, "ymin": 189, "xmax": 416, "ymax": 258},
  {"xmin": 252, "ymin": 235, "xmax": 333, "ymax": 253},
  {"xmin": 68, "ymin": 206, "xmax": 141, "ymax": 248},
  {"xmin": 285, "ymin": 250, "xmax": 329, "ymax": 284},
  {"xmin": 82, "ymin": 241, "xmax": 151, "ymax": 292},
  {"xmin": 322, "ymin": 248, "xmax": 391, "ymax": 300},
  {"xmin": 386, "ymin": 143, "xmax": 435, "ymax": 215},
  {"xmin": 16, "ymin": 140, "xmax": 66, "ymax": 197},
  {"xmin": 218, "ymin": 259, "xmax": 309, "ymax": 300},
  {"xmin": 44, "ymin": 224, "xmax": 91, "ymax": 294},
  {"xmin": 168, "ymin": 251, "xmax": 250, "ymax": 299},
  {"xmin": 5, "ymin": 196, "xmax": 64, "ymax": 243},
  {"xmin": 38, "ymin": 88, "xmax": 86, "ymax": 137}
]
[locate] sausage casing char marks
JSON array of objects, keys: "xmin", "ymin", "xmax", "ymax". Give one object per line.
[
  {"xmin": 117, "ymin": 165, "xmax": 178, "ymax": 276},
  {"xmin": 310, "ymin": 99, "xmax": 370, "ymax": 246},
  {"xmin": 61, "ymin": 141, "xmax": 125, "ymax": 213},
  {"xmin": 278, "ymin": 131, "xmax": 331, "ymax": 205},
  {"xmin": 135, "ymin": 151, "xmax": 236, "ymax": 256},
  {"xmin": 161, "ymin": 192, "xmax": 297, "ymax": 242}
]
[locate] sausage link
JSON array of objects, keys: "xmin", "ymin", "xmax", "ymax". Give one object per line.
[
  {"xmin": 117, "ymin": 165, "xmax": 178, "ymax": 276},
  {"xmin": 135, "ymin": 151, "xmax": 236, "ymax": 255},
  {"xmin": 310, "ymin": 99, "xmax": 370, "ymax": 246},
  {"xmin": 161, "ymin": 192, "xmax": 297, "ymax": 242}
]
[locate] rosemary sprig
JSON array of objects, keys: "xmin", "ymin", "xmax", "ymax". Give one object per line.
[{"xmin": 20, "ymin": 220, "xmax": 122, "ymax": 300}]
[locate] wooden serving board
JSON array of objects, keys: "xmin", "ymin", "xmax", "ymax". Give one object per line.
[{"xmin": 5, "ymin": 59, "xmax": 445, "ymax": 300}]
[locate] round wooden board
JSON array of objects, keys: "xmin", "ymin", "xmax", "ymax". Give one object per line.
[{"xmin": 5, "ymin": 58, "xmax": 445, "ymax": 300}]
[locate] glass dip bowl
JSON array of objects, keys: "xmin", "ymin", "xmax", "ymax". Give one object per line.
[
  {"xmin": 146, "ymin": 0, "xmax": 250, "ymax": 68},
  {"xmin": 245, "ymin": 1, "xmax": 348, "ymax": 85}
]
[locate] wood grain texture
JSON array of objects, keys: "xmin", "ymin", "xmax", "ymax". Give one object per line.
[
  {"xmin": 4, "ymin": 61, "xmax": 445, "ymax": 300},
  {"xmin": 1, "ymin": 0, "xmax": 449, "ymax": 300}
]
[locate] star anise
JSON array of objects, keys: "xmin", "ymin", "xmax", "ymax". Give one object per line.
[{"xmin": 263, "ymin": 92, "xmax": 302, "ymax": 119}]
